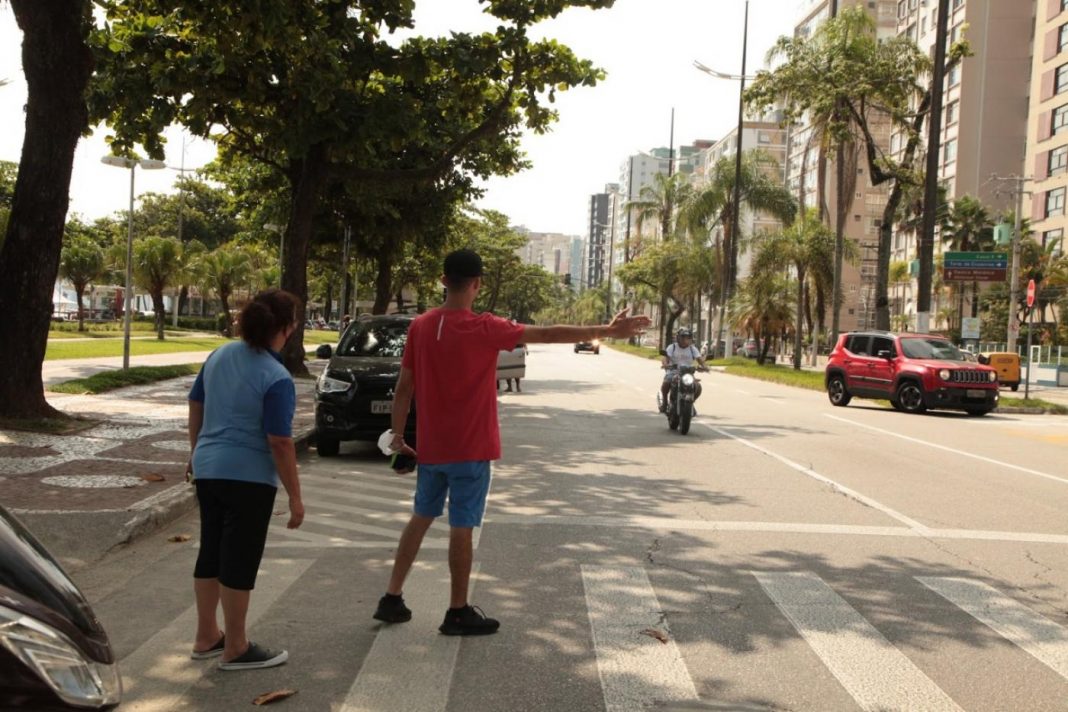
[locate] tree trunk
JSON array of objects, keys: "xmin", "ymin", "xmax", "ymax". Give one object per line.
[
  {"xmin": 279, "ymin": 147, "xmax": 328, "ymax": 374},
  {"xmin": 0, "ymin": 1, "xmax": 92, "ymax": 419},
  {"xmin": 794, "ymin": 266, "xmax": 805, "ymax": 370},
  {"xmin": 324, "ymin": 281, "xmax": 333, "ymax": 323},
  {"xmin": 178, "ymin": 284, "xmax": 189, "ymax": 317},
  {"xmin": 395, "ymin": 290, "xmax": 405, "ymax": 312},
  {"xmin": 372, "ymin": 245, "xmax": 393, "ymax": 315},
  {"xmin": 152, "ymin": 288, "xmax": 165, "ymax": 340},
  {"xmin": 75, "ymin": 284, "xmax": 86, "ymax": 332},
  {"xmin": 219, "ymin": 292, "xmax": 232, "ymax": 337}
]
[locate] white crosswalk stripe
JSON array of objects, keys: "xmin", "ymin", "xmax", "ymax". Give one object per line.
[
  {"xmin": 753, "ymin": 571, "xmax": 963, "ymax": 712},
  {"xmin": 117, "ymin": 558, "xmax": 313, "ymax": 712},
  {"xmin": 581, "ymin": 565, "xmax": 699, "ymax": 712},
  {"xmin": 919, "ymin": 576, "xmax": 1068, "ymax": 682}
]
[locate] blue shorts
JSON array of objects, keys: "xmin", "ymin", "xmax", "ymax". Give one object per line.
[{"xmin": 413, "ymin": 461, "xmax": 492, "ymax": 528}]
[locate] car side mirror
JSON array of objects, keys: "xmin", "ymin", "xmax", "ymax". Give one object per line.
[
  {"xmin": 315, "ymin": 344, "xmax": 332, "ymax": 359},
  {"xmin": 877, "ymin": 349, "xmax": 893, "ymax": 359}
]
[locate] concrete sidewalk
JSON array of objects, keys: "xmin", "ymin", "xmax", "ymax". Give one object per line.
[{"xmin": 0, "ymin": 361, "xmax": 326, "ymax": 570}]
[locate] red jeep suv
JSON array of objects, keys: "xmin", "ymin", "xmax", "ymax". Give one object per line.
[{"xmin": 825, "ymin": 331, "xmax": 999, "ymax": 416}]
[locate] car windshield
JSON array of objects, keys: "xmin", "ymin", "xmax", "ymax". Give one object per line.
[
  {"xmin": 899, "ymin": 337, "xmax": 966, "ymax": 361},
  {"xmin": 337, "ymin": 321, "xmax": 409, "ymax": 358}
]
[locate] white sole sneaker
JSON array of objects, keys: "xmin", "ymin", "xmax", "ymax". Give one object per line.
[{"xmin": 218, "ymin": 642, "xmax": 289, "ymax": 671}]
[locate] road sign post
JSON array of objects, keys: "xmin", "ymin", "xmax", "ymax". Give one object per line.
[
  {"xmin": 1024, "ymin": 279, "xmax": 1035, "ymax": 400},
  {"xmin": 941, "ymin": 252, "xmax": 1009, "ymax": 282}
]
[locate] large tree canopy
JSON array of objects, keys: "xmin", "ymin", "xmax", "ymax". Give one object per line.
[{"xmin": 91, "ymin": 0, "xmax": 611, "ymax": 371}]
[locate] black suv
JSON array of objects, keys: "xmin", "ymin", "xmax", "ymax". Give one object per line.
[{"xmin": 314, "ymin": 315, "xmax": 416, "ymax": 456}]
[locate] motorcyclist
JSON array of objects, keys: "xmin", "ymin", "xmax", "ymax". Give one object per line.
[{"xmin": 659, "ymin": 328, "xmax": 708, "ymax": 412}]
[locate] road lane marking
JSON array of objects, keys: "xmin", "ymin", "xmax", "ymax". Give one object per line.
[
  {"xmin": 118, "ymin": 558, "xmax": 313, "ymax": 711},
  {"xmin": 702, "ymin": 423, "xmax": 932, "ymax": 533},
  {"xmin": 754, "ymin": 571, "xmax": 962, "ymax": 712},
  {"xmin": 918, "ymin": 577, "xmax": 1068, "ymax": 681},
  {"xmin": 581, "ymin": 565, "xmax": 699, "ymax": 712},
  {"xmin": 824, "ymin": 414, "xmax": 1068, "ymax": 485},
  {"xmin": 341, "ymin": 562, "xmax": 477, "ymax": 712},
  {"xmin": 485, "ymin": 513, "xmax": 1068, "ymax": 545},
  {"xmin": 302, "ymin": 472, "xmax": 416, "ymax": 497}
]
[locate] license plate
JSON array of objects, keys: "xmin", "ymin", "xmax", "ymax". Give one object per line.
[
  {"xmin": 966, "ymin": 389, "xmax": 985, "ymax": 399},
  {"xmin": 371, "ymin": 400, "xmax": 392, "ymax": 414}
]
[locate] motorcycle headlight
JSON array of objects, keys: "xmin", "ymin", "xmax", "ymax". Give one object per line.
[
  {"xmin": 0, "ymin": 604, "xmax": 122, "ymax": 708},
  {"xmin": 681, "ymin": 374, "xmax": 695, "ymax": 386},
  {"xmin": 317, "ymin": 371, "xmax": 353, "ymax": 394},
  {"xmin": 938, "ymin": 369, "xmax": 951, "ymax": 381},
  {"xmin": 988, "ymin": 371, "xmax": 997, "ymax": 382}
]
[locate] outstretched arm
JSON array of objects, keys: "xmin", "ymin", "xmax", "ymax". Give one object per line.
[{"xmin": 522, "ymin": 308, "xmax": 650, "ymax": 344}]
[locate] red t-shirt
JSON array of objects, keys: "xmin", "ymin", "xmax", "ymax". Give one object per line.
[{"xmin": 402, "ymin": 307, "xmax": 525, "ymax": 464}]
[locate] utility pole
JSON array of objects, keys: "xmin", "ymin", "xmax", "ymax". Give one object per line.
[
  {"xmin": 917, "ymin": 0, "xmax": 951, "ymax": 333},
  {"xmin": 340, "ymin": 224, "xmax": 352, "ymax": 319},
  {"xmin": 991, "ymin": 174, "xmax": 1030, "ymax": 352},
  {"xmin": 172, "ymin": 134, "xmax": 190, "ymax": 327}
]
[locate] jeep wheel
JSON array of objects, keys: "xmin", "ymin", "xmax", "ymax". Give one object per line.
[
  {"xmin": 827, "ymin": 375, "xmax": 851, "ymax": 407},
  {"xmin": 895, "ymin": 381, "xmax": 927, "ymax": 414},
  {"xmin": 317, "ymin": 437, "xmax": 340, "ymax": 457},
  {"xmin": 966, "ymin": 407, "xmax": 992, "ymax": 417}
]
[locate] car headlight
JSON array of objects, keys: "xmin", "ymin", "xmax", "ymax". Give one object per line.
[
  {"xmin": 0, "ymin": 604, "xmax": 122, "ymax": 707},
  {"xmin": 988, "ymin": 371, "xmax": 997, "ymax": 382},
  {"xmin": 317, "ymin": 372, "xmax": 353, "ymax": 394},
  {"xmin": 938, "ymin": 369, "xmax": 951, "ymax": 381},
  {"xmin": 592, "ymin": 339, "xmax": 600, "ymax": 347},
  {"xmin": 681, "ymin": 374, "xmax": 695, "ymax": 386}
]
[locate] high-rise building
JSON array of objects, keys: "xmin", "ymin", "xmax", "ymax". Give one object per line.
[
  {"xmin": 892, "ymin": 0, "xmax": 1032, "ymax": 327},
  {"xmin": 1028, "ymin": 0, "xmax": 1068, "ymax": 260},
  {"xmin": 587, "ymin": 190, "xmax": 612, "ymax": 288}
]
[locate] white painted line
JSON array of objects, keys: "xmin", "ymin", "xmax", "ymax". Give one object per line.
[
  {"xmin": 581, "ymin": 565, "xmax": 698, "ymax": 712},
  {"xmin": 703, "ymin": 423, "xmax": 932, "ymax": 533},
  {"xmin": 485, "ymin": 513, "xmax": 1068, "ymax": 545},
  {"xmin": 825, "ymin": 414, "xmax": 1068, "ymax": 485},
  {"xmin": 754, "ymin": 571, "xmax": 962, "ymax": 712},
  {"xmin": 300, "ymin": 482, "xmax": 410, "ymax": 508},
  {"xmin": 265, "ymin": 539, "xmax": 447, "ymax": 549},
  {"xmin": 302, "ymin": 472, "xmax": 415, "ymax": 497},
  {"xmin": 300, "ymin": 511, "xmax": 447, "ymax": 542},
  {"xmin": 118, "ymin": 558, "xmax": 313, "ymax": 711},
  {"xmin": 919, "ymin": 577, "xmax": 1068, "ymax": 680},
  {"xmin": 341, "ymin": 562, "xmax": 477, "ymax": 712}
]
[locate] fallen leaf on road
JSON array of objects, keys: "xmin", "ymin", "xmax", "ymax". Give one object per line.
[
  {"xmin": 141, "ymin": 474, "xmax": 166, "ymax": 483},
  {"xmin": 640, "ymin": 628, "xmax": 669, "ymax": 644},
  {"xmin": 253, "ymin": 689, "xmax": 297, "ymax": 705},
  {"xmin": 167, "ymin": 534, "xmax": 191, "ymax": 543}
]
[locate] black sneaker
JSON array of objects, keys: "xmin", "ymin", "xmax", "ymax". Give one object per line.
[
  {"xmin": 438, "ymin": 605, "xmax": 500, "ymax": 636},
  {"xmin": 373, "ymin": 594, "xmax": 412, "ymax": 623},
  {"xmin": 217, "ymin": 642, "xmax": 288, "ymax": 671}
]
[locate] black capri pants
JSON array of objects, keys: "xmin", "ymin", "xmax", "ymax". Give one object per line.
[{"xmin": 194, "ymin": 479, "xmax": 277, "ymax": 591}]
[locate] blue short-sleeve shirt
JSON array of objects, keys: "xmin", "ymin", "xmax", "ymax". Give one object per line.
[{"xmin": 189, "ymin": 341, "xmax": 295, "ymax": 487}]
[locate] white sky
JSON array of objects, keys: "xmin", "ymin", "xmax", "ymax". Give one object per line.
[{"xmin": 0, "ymin": 1, "xmax": 799, "ymax": 237}]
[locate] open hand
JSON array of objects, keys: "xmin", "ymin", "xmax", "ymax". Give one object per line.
[{"xmin": 606, "ymin": 308, "xmax": 651, "ymax": 339}]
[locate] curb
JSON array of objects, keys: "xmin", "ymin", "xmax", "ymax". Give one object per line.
[
  {"xmin": 995, "ymin": 406, "xmax": 1061, "ymax": 415},
  {"xmin": 113, "ymin": 424, "xmax": 317, "ymax": 548}
]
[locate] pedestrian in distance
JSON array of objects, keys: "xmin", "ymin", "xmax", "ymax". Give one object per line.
[
  {"xmin": 374, "ymin": 248, "xmax": 650, "ymax": 635},
  {"xmin": 187, "ymin": 288, "xmax": 305, "ymax": 670}
]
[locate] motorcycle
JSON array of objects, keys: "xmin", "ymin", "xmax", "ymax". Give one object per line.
[{"xmin": 657, "ymin": 363, "xmax": 706, "ymax": 435}]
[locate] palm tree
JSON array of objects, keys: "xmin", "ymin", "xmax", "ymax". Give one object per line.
[
  {"xmin": 58, "ymin": 236, "xmax": 105, "ymax": 332},
  {"xmin": 730, "ymin": 271, "xmax": 795, "ymax": 366},
  {"xmin": 194, "ymin": 243, "xmax": 252, "ymax": 337},
  {"xmin": 752, "ymin": 209, "xmax": 833, "ymax": 369},
  {"xmin": 944, "ymin": 195, "xmax": 994, "ymax": 324},
  {"xmin": 888, "ymin": 259, "xmax": 911, "ymax": 325},
  {"xmin": 132, "ymin": 236, "xmax": 183, "ymax": 340}
]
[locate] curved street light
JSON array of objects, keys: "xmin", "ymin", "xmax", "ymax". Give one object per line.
[{"xmin": 100, "ymin": 156, "xmax": 167, "ymax": 369}]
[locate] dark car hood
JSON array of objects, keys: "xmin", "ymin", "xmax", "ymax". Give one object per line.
[
  {"xmin": 0, "ymin": 506, "xmax": 112, "ymax": 663},
  {"xmin": 326, "ymin": 356, "xmax": 402, "ymax": 379}
]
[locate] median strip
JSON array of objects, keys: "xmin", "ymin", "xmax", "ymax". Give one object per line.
[{"xmin": 47, "ymin": 364, "xmax": 202, "ymax": 395}]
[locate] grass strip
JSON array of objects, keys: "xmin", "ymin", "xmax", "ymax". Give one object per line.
[
  {"xmin": 48, "ymin": 363, "xmax": 202, "ymax": 395},
  {"xmin": 45, "ymin": 336, "xmax": 230, "ymax": 361},
  {"xmin": 606, "ymin": 341, "xmax": 661, "ymax": 360},
  {"xmin": 48, "ymin": 329, "xmax": 194, "ymax": 340},
  {"xmin": 999, "ymin": 397, "xmax": 1068, "ymax": 414}
]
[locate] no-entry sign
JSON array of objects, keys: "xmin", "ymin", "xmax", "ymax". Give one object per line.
[{"xmin": 1027, "ymin": 278, "xmax": 1036, "ymax": 308}]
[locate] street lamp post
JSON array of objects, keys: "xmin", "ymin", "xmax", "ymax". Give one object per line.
[
  {"xmin": 695, "ymin": 0, "xmax": 752, "ymax": 357},
  {"xmin": 100, "ymin": 155, "xmax": 166, "ymax": 370}
]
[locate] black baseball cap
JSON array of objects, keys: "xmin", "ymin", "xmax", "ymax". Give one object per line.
[{"xmin": 444, "ymin": 249, "xmax": 484, "ymax": 279}]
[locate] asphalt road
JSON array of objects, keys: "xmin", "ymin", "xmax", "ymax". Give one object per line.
[{"xmin": 74, "ymin": 343, "xmax": 1068, "ymax": 711}]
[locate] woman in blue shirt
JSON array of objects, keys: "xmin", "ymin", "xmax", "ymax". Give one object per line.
[{"xmin": 187, "ymin": 289, "xmax": 304, "ymax": 671}]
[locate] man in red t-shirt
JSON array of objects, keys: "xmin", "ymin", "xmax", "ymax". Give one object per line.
[{"xmin": 373, "ymin": 249, "xmax": 650, "ymax": 636}]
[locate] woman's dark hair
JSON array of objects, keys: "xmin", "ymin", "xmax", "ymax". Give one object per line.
[{"xmin": 238, "ymin": 289, "xmax": 301, "ymax": 350}]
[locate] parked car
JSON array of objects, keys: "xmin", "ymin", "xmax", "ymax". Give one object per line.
[
  {"xmin": 825, "ymin": 331, "xmax": 999, "ymax": 416},
  {"xmin": 496, "ymin": 343, "xmax": 527, "ymax": 381},
  {"xmin": 574, "ymin": 339, "xmax": 600, "ymax": 355},
  {"xmin": 735, "ymin": 339, "xmax": 760, "ymax": 358},
  {"xmin": 0, "ymin": 505, "xmax": 121, "ymax": 711},
  {"xmin": 980, "ymin": 351, "xmax": 1021, "ymax": 391},
  {"xmin": 313, "ymin": 315, "xmax": 416, "ymax": 456}
]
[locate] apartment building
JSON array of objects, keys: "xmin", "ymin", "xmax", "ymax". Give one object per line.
[
  {"xmin": 516, "ymin": 230, "xmax": 579, "ymax": 279},
  {"xmin": 891, "ymin": 0, "xmax": 1032, "ymax": 326},
  {"xmin": 587, "ymin": 189, "xmax": 613, "ymax": 289},
  {"xmin": 1029, "ymin": 0, "xmax": 1068, "ymax": 259},
  {"xmin": 787, "ymin": 0, "xmax": 899, "ymax": 332}
]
